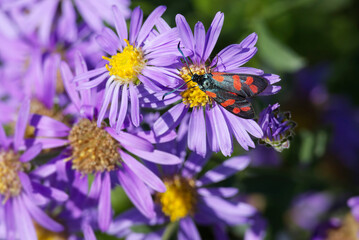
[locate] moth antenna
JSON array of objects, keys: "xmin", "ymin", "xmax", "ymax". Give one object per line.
[
  {"xmin": 162, "ymin": 79, "xmax": 192, "ymax": 100},
  {"xmin": 177, "ymin": 42, "xmax": 194, "ymax": 76}
]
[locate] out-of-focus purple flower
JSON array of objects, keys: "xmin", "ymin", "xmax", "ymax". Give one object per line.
[
  {"xmin": 289, "ymin": 192, "xmax": 333, "ymax": 231},
  {"xmin": 29, "ymin": 53, "xmax": 181, "ymax": 232},
  {"xmin": 74, "ymin": 5, "xmax": 182, "ymax": 130},
  {"xmin": 151, "ymin": 12, "xmax": 281, "ymax": 157},
  {"xmin": 8, "ymin": 0, "xmax": 130, "ymax": 44},
  {"xmin": 258, "ymin": 103, "xmax": 296, "ymax": 152},
  {"xmin": 0, "ymin": 100, "xmax": 68, "ymax": 239},
  {"xmin": 249, "ymin": 145, "xmax": 281, "ymax": 167},
  {"xmin": 311, "ymin": 218, "xmax": 341, "ymax": 240},
  {"xmin": 108, "ymin": 147, "xmax": 257, "ymax": 239}
]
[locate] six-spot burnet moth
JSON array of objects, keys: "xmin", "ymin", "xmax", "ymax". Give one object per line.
[{"xmin": 164, "ymin": 43, "xmax": 269, "ymax": 119}]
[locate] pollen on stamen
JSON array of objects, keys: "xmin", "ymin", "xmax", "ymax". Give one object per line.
[
  {"xmin": 179, "ymin": 65, "xmax": 212, "ymax": 108},
  {"xmin": 102, "ymin": 39, "xmax": 145, "ymax": 85},
  {"xmin": 0, "ymin": 150, "xmax": 29, "ymax": 203},
  {"xmin": 35, "ymin": 222, "xmax": 67, "ymax": 240},
  {"xmin": 68, "ymin": 119, "xmax": 120, "ymax": 174},
  {"xmin": 156, "ymin": 175, "xmax": 197, "ymax": 222}
]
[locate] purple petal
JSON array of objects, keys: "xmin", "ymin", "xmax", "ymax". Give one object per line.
[
  {"xmin": 19, "ymin": 143, "xmax": 42, "ymax": 162},
  {"xmin": 134, "ymin": 130, "xmax": 177, "ymax": 144},
  {"xmin": 138, "ymin": 74, "xmax": 163, "ymax": 91},
  {"xmin": 182, "ymin": 152, "xmax": 209, "ymax": 178},
  {"xmin": 129, "ymin": 7, "xmax": 143, "ymax": 45},
  {"xmin": 73, "ymin": 67, "xmax": 107, "ymax": 83},
  {"xmin": 112, "ymin": 5, "xmax": 128, "ymax": 48},
  {"xmin": 116, "ymin": 85, "xmax": 129, "ymax": 131},
  {"xmin": 4, "ymin": 200, "xmax": 16, "ymax": 240},
  {"xmin": 106, "ymin": 128, "xmax": 154, "ymax": 152},
  {"xmin": 24, "ymin": 138, "xmax": 69, "ymax": 149},
  {"xmin": 188, "ymin": 107, "xmax": 207, "ymax": 157},
  {"xmin": 117, "ymin": 165, "xmax": 155, "ymax": 218},
  {"xmin": 129, "ymin": 83, "xmax": 140, "ymax": 127},
  {"xmin": 88, "ymin": 173, "xmax": 102, "ymax": 199},
  {"xmin": 0, "ymin": 125, "xmax": 7, "ymax": 148},
  {"xmin": 208, "ymin": 105, "xmax": 232, "ymax": 156},
  {"xmin": 99, "ymin": 172, "xmax": 112, "ymax": 231},
  {"xmin": 205, "ymin": 106, "xmax": 219, "ymax": 152},
  {"xmin": 22, "ymin": 194, "xmax": 64, "ymax": 232},
  {"xmin": 153, "ymin": 103, "xmax": 188, "ymax": 136},
  {"xmin": 125, "ymin": 147, "xmax": 181, "ymax": 165},
  {"xmin": 109, "ymin": 83, "xmax": 121, "ymax": 127},
  {"xmin": 120, "ymin": 150, "xmax": 166, "ymax": 192},
  {"xmin": 30, "ymin": 163, "xmax": 57, "ymax": 178},
  {"xmin": 97, "ymin": 81, "xmax": 117, "ymax": 127},
  {"xmin": 175, "ymin": 14, "xmax": 194, "ymax": 52},
  {"xmin": 32, "ymin": 182, "xmax": 68, "ymax": 202},
  {"xmin": 203, "ymin": 12, "xmax": 224, "ymax": 61},
  {"xmin": 178, "ymin": 217, "xmax": 200, "ymax": 240},
  {"xmin": 244, "ymin": 215, "xmax": 267, "ymax": 240},
  {"xmin": 237, "ymin": 118, "xmax": 263, "ymax": 138},
  {"xmin": 77, "ymin": 71, "xmax": 108, "ymax": 90},
  {"xmin": 96, "ymin": 34, "xmax": 117, "ymax": 55},
  {"xmin": 41, "ymin": 54, "xmax": 60, "ymax": 109},
  {"xmin": 194, "ymin": 21, "xmax": 205, "ymax": 63},
  {"xmin": 198, "ymin": 187, "xmax": 238, "ymax": 198},
  {"xmin": 13, "ymin": 196, "xmax": 37, "ymax": 240},
  {"xmin": 197, "ymin": 156, "xmax": 250, "ymax": 186},
  {"xmin": 82, "ymin": 221, "xmax": 97, "ymax": 240},
  {"xmin": 29, "ymin": 114, "xmax": 70, "ymax": 132},
  {"xmin": 75, "ymin": 0, "xmax": 103, "ymax": 31},
  {"xmin": 14, "ymin": 99, "xmax": 30, "ymax": 151},
  {"xmin": 137, "ymin": 6, "xmax": 166, "ymax": 46},
  {"xmin": 61, "ymin": 61, "xmax": 81, "ymax": 109}
]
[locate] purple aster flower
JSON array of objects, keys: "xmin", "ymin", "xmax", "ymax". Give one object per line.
[
  {"xmin": 28, "ymin": 53, "xmax": 182, "ymax": 232},
  {"xmin": 151, "ymin": 12, "xmax": 281, "ymax": 157},
  {"xmin": 311, "ymin": 218, "xmax": 341, "ymax": 240},
  {"xmin": 74, "ymin": 5, "xmax": 182, "ymax": 130},
  {"xmin": 258, "ymin": 103, "xmax": 296, "ymax": 152},
  {"xmin": 0, "ymin": 100, "xmax": 68, "ymax": 240},
  {"xmin": 11, "ymin": 0, "xmax": 130, "ymax": 44},
  {"xmin": 108, "ymin": 150, "xmax": 257, "ymax": 239}
]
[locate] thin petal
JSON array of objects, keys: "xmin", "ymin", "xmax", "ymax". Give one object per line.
[
  {"xmin": 175, "ymin": 14, "xmax": 194, "ymax": 52},
  {"xmin": 125, "ymin": 147, "xmax": 181, "ymax": 165},
  {"xmin": 129, "ymin": 83, "xmax": 140, "ymax": 127},
  {"xmin": 182, "ymin": 152, "xmax": 209, "ymax": 178},
  {"xmin": 14, "ymin": 99, "xmax": 30, "ymax": 151},
  {"xmin": 198, "ymin": 187, "xmax": 238, "ymax": 198},
  {"xmin": 203, "ymin": 12, "xmax": 224, "ymax": 61},
  {"xmin": 88, "ymin": 173, "xmax": 102, "ymax": 199},
  {"xmin": 197, "ymin": 156, "xmax": 251, "ymax": 187},
  {"xmin": 29, "ymin": 114, "xmax": 70, "ymax": 132},
  {"xmin": 137, "ymin": 6, "xmax": 166, "ymax": 46},
  {"xmin": 129, "ymin": 7, "xmax": 143, "ymax": 45},
  {"xmin": 22, "ymin": 194, "xmax": 64, "ymax": 232},
  {"xmin": 120, "ymin": 150, "xmax": 166, "ymax": 192},
  {"xmin": 106, "ymin": 128, "xmax": 154, "ymax": 152},
  {"xmin": 99, "ymin": 172, "xmax": 112, "ymax": 231},
  {"xmin": 194, "ymin": 21, "xmax": 206, "ymax": 63},
  {"xmin": 13, "ymin": 197, "xmax": 37, "ymax": 240},
  {"xmin": 209, "ymin": 105, "xmax": 232, "ymax": 156},
  {"xmin": 178, "ymin": 217, "xmax": 200, "ymax": 240},
  {"xmin": 109, "ymin": 83, "xmax": 121, "ymax": 127},
  {"xmin": 19, "ymin": 143, "xmax": 42, "ymax": 162},
  {"xmin": 187, "ymin": 107, "xmax": 207, "ymax": 157},
  {"xmin": 117, "ymin": 165, "xmax": 155, "ymax": 218},
  {"xmin": 153, "ymin": 103, "xmax": 188, "ymax": 136},
  {"xmin": 97, "ymin": 80, "xmax": 116, "ymax": 126},
  {"xmin": 115, "ymin": 85, "xmax": 129, "ymax": 131},
  {"xmin": 112, "ymin": 5, "xmax": 128, "ymax": 48},
  {"xmin": 73, "ymin": 67, "xmax": 107, "ymax": 83}
]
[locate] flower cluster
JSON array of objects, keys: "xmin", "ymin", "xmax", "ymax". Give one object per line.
[{"xmin": 0, "ymin": 1, "xmax": 287, "ymax": 239}]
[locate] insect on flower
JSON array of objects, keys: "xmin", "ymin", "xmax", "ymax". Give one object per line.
[{"xmin": 165, "ymin": 43, "xmax": 269, "ymax": 119}]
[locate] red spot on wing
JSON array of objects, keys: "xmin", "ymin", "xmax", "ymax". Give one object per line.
[
  {"xmin": 240, "ymin": 106, "xmax": 251, "ymax": 112},
  {"xmin": 205, "ymin": 91, "xmax": 217, "ymax": 98},
  {"xmin": 233, "ymin": 75, "xmax": 242, "ymax": 91},
  {"xmin": 250, "ymin": 85, "xmax": 258, "ymax": 94},
  {"xmin": 233, "ymin": 108, "xmax": 241, "ymax": 114},
  {"xmin": 245, "ymin": 76, "xmax": 253, "ymax": 85},
  {"xmin": 228, "ymin": 92, "xmax": 237, "ymax": 95},
  {"xmin": 212, "ymin": 75, "xmax": 224, "ymax": 82},
  {"xmin": 221, "ymin": 99, "xmax": 235, "ymax": 107},
  {"xmin": 212, "ymin": 72, "xmax": 226, "ymax": 75}
]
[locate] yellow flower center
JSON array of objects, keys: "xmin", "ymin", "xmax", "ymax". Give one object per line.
[
  {"xmin": 103, "ymin": 39, "xmax": 145, "ymax": 85},
  {"xmin": 156, "ymin": 175, "xmax": 197, "ymax": 222},
  {"xmin": 68, "ymin": 119, "xmax": 120, "ymax": 174},
  {"xmin": 0, "ymin": 150, "xmax": 29, "ymax": 203},
  {"xmin": 35, "ymin": 222, "xmax": 67, "ymax": 240},
  {"xmin": 179, "ymin": 65, "xmax": 212, "ymax": 108}
]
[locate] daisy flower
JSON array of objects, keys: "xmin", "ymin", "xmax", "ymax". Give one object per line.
[
  {"xmin": 0, "ymin": 100, "xmax": 68, "ymax": 240},
  {"xmin": 28, "ymin": 53, "xmax": 181, "ymax": 232},
  {"xmin": 151, "ymin": 12, "xmax": 281, "ymax": 157},
  {"xmin": 74, "ymin": 5, "xmax": 182, "ymax": 130}
]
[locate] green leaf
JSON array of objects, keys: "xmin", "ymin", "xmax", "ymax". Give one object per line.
[
  {"xmin": 254, "ymin": 21, "xmax": 305, "ymax": 72},
  {"xmin": 162, "ymin": 221, "xmax": 179, "ymax": 240}
]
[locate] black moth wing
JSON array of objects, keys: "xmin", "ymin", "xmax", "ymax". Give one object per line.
[
  {"xmin": 209, "ymin": 73, "xmax": 268, "ymax": 98},
  {"xmin": 204, "ymin": 88, "xmax": 255, "ymax": 119}
]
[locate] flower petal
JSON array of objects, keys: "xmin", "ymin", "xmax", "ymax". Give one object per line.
[
  {"xmin": 203, "ymin": 12, "xmax": 224, "ymax": 61},
  {"xmin": 137, "ymin": 6, "xmax": 166, "ymax": 46},
  {"xmin": 175, "ymin": 14, "xmax": 194, "ymax": 52},
  {"xmin": 178, "ymin": 217, "xmax": 200, "ymax": 240},
  {"xmin": 129, "ymin": 83, "xmax": 140, "ymax": 127},
  {"xmin": 129, "ymin": 7, "xmax": 143, "ymax": 45},
  {"xmin": 14, "ymin": 99, "xmax": 30, "ymax": 151},
  {"xmin": 197, "ymin": 156, "xmax": 250, "ymax": 186},
  {"xmin": 198, "ymin": 187, "xmax": 238, "ymax": 198},
  {"xmin": 187, "ymin": 107, "xmax": 207, "ymax": 157},
  {"xmin": 106, "ymin": 128, "xmax": 154, "ymax": 152},
  {"xmin": 153, "ymin": 103, "xmax": 188, "ymax": 136},
  {"xmin": 112, "ymin": 5, "xmax": 128, "ymax": 48},
  {"xmin": 19, "ymin": 143, "xmax": 42, "ymax": 162},
  {"xmin": 120, "ymin": 150, "xmax": 166, "ymax": 192},
  {"xmin": 99, "ymin": 172, "xmax": 112, "ymax": 231},
  {"xmin": 115, "ymin": 85, "xmax": 129, "ymax": 131}
]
